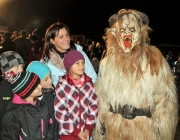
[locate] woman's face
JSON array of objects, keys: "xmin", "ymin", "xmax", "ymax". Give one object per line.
[{"xmin": 51, "ymin": 28, "xmax": 70, "ymax": 52}]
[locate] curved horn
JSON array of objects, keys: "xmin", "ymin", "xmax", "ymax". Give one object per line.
[{"xmin": 108, "ymin": 14, "xmax": 118, "ymax": 27}]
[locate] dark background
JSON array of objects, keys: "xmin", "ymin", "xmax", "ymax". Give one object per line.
[{"xmin": 0, "ymin": 0, "xmax": 179, "ymax": 44}]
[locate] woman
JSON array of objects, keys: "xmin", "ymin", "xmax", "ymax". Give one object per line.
[{"xmin": 41, "ymin": 22, "xmax": 97, "ymax": 86}]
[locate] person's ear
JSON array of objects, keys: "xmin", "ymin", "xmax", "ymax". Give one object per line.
[{"xmin": 50, "ymin": 38, "xmax": 54, "ymax": 45}]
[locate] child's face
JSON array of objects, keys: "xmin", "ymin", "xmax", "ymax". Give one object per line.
[
  {"xmin": 5, "ymin": 64, "xmax": 24, "ymax": 75},
  {"xmin": 30, "ymin": 84, "xmax": 42, "ymax": 97},
  {"xmin": 70, "ymin": 59, "xmax": 85, "ymax": 79},
  {"xmin": 40, "ymin": 73, "xmax": 53, "ymax": 88}
]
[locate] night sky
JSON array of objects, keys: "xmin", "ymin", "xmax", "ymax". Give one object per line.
[{"xmin": 0, "ymin": 0, "xmax": 179, "ymax": 44}]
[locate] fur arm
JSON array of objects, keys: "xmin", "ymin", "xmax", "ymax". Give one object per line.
[
  {"xmin": 94, "ymin": 58, "xmax": 110, "ymax": 135},
  {"xmin": 152, "ymin": 58, "xmax": 178, "ymax": 140}
]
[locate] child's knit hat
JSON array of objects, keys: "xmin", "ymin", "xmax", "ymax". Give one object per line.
[
  {"xmin": 6, "ymin": 71, "xmax": 40, "ymax": 99},
  {"xmin": 0, "ymin": 51, "xmax": 25, "ymax": 73},
  {"xmin": 63, "ymin": 50, "xmax": 85, "ymax": 71},
  {"xmin": 26, "ymin": 61, "xmax": 51, "ymax": 80}
]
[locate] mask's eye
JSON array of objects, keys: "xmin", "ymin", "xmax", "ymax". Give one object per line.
[
  {"xmin": 120, "ymin": 28, "xmax": 125, "ymax": 32},
  {"xmin": 130, "ymin": 28, "xmax": 135, "ymax": 32}
]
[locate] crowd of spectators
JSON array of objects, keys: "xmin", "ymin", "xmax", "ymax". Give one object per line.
[
  {"xmin": 0, "ymin": 30, "xmax": 106, "ymax": 76},
  {"xmin": 0, "ymin": 29, "xmax": 44, "ymax": 68}
]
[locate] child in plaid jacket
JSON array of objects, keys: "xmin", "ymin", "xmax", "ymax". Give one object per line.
[{"xmin": 54, "ymin": 50, "xmax": 98, "ymax": 140}]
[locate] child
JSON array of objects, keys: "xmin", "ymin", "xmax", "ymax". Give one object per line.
[
  {"xmin": 0, "ymin": 51, "xmax": 25, "ymax": 123},
  {"xmin": 54, "ymin": 50, "xmax": 98, "ymax": 140},
  {"xmin": 0, "ymin": 71, "xmax": 54, "ymax": 140},
  {"xmin": 26, "ymin": 61, "xmax": 59, "ymax": 140}
]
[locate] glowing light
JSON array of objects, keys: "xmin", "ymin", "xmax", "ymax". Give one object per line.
[{"xmin": 0, "ymin": 0, "xmax": 12, "ymax": 19}]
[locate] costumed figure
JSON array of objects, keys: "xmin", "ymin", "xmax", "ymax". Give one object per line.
[{"xmin": 94, "ymin": 9, "xmax": 178, "ymax": 140}]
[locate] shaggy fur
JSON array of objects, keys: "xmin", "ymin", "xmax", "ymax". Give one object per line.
[{"xmin": 94, "ymin": 9, "xmax": 178, "ymax": 140}]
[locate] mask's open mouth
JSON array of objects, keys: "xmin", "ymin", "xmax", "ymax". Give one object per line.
[{"xmin": 123, "ymin": 35, "xmax": 132, "ymax": 49}]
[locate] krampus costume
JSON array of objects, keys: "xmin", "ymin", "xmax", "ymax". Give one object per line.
[{"xmin": 94, "ymin": 9, "xmax": 178, "ymax": 140}]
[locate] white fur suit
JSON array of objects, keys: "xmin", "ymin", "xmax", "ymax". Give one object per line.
[{"xmin": 94, "ymin": 9, "xmax": 178, "ymax": 140}]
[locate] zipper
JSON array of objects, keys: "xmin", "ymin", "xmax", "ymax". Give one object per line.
[{"xmin": 41, "ymin": 119, "xmax": 45, "ymax": 139}]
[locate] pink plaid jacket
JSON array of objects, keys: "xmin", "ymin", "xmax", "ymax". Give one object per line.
[{"xmin": 54, "ymin": 73, "xmax": 98, "ymax": 136}]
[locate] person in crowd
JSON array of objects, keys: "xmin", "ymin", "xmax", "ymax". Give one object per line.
[
  {"xmin": 13, "ymin": 30, "xmax": 31, "ymax": 66},
  {"xmin": 77, "ymin": 40, "xmax": 89, "ymax": 57},
  {"xmin": 87, "ymin": 41, "xmax": 96, "ymax": 60},
  {"xmin": 174, "ymin": 55, "xmax": 180, "ymax": 92},
  {"xmin": 26, "ymin": 34, "xmax": 42, "ymax": 66},
  {"xmin": 91, "ymin": 53, "xmax": 100, "ymax": 74},
  {"xmin": 166, "ymin": 51, "xmax": 174, "ymax": 71},
  {"xmin": 32, "ymin": 29, "xmax": 38, "ymax": 36},
  {"xmin": 93, "ymin": 42, "xmax": 104, "ymax": 61},
  {"xmin": 70, "ymin": 35, "xmax": 75, "ymax": 42},
  {"xmin": 26, "ymin": 61, "xmax": 59, "ymax": 140},
  {"xmin": 0, "ymin": 32, "xmax": 15, "ymax": 54},
  {"xmin": 0, "ymin": 34, "xmax": 5, "ymax": 55},
  {"xmin": 0, "ymin": 71, "xmax": 54, "ymax": 139},
  {"xmin": 54, "ymin": 50, "xmax": 98, "ymax": 140},
  {"xmin": 11, "ymin": 31, "xmax": 18, "ymax": 41},
  {"xmin": 0, "ymin": 34, "xmax": 5, "ymax": 43},
  {"xmin": 0, "ymin": 51, "xmax": 25, "ymax": 123},
  {"xmin": 41, "ymin": 22, "xmax": 97, "ymax": 87},
  {"xmin": 174, "ymin": 55, "xmax": 180, "ymax": 77}
]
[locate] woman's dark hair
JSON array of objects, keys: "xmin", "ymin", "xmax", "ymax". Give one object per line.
[{"xmin": 41, "ymin": 22, "xmax": 76, "ymax": 63}]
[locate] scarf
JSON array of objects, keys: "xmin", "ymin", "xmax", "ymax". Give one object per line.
[{"xmin": 68, "ymin": 72, "xmax": 85, "ymax": 88}]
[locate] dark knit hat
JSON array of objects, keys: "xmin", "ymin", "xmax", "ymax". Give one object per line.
[
  {"xmin": 63, "ymin": 50, "xmax": 85, "ymax": 71},
  {"xmin": 6, "ymin": 71, "xmax": 40, "ymax": 99},
  {"xmin": 0, "ymin": 51, "xmax": 25, "ymax": 73}
]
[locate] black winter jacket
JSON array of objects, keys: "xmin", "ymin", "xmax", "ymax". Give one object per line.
[
  {"xmin": 0, "ymin": 78, "xmax": 14, "ymax": 123},
  {"xmin": 39, "ymin": 87, "xmax": 59, "ymax": 140},
  {"xmin": 0, "ymin": 94, "xmax": 54, "ymax": 140}
]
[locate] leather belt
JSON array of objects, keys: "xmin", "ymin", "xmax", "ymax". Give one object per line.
[{"xmin": 109, "ymin": 104, "xmax": 151, "ymax": 120}]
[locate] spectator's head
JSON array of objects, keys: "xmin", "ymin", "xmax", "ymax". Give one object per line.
[
  {"xmin": 4, "ymin": 32, "xmax": 11, "ymax": 40},
  {"xmin": 76, "ymin": 40, "xmax": 81, "ymax": 45},
  {"xmin": 70, "ymin": 36, "xmax": 74, "ymax": 41},
  {"xmin": 12, "ymin": 31, "xmax": 18, "ymax": 39},
  {"xmin": 6, "ymin": 71, "xmax": 41, "ymax": 99},
  {"xmin": 63, "ymin": 50, "xmax": 84, "ymax": 71},
  {"xmin": 32, "ymin": 29, "xmax": 38, "ymax": 36},
  {"xmin": 26, "ymin": 61, "xmax": 52, "ymax": 88},
  {"xmin": 0, "ymin": 34, "xmax": 5, "ymax": 42},
  {"xmin": 20, "ymin": 30, "xmax": 27, "ymax": 37},
  {"xmin": 96, "ymin": 42, "xmax": 102, "ymax": 48},
  {"xmin": 168, "ymin": 51, "xmax": 173, "ymax": 58},
  {"xmin": 91, "ymin": 41, "xmax": 95, "ymax": 46},
  {"xmin": 178, "ymin": 55, "xmax": 180, "ymax": 61},
  {"xmin": 42, "ymin": 22, "xmax": 71, "ymax": 62},
  {"xmin": 0, "ymin": 51, "xmax": 25, "ymax": 74},
  {"xmin": 30, "ymin": 34, "xmax": 37, "ymax": 44}
]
